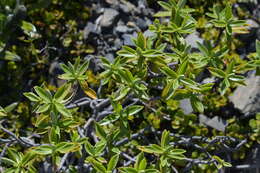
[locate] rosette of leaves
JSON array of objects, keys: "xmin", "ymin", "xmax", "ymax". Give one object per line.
[
  {"xmin": 59, "ymin": 57, "xmax": 97, "ymax": 99},
  {"xmin": 24, "ymin": 84, "xmax": 72, "ymax": 117},
  {"xmin": 138, "ymin": 130, "xmax": 186, "ymax": 172},
  {"xmin": 1, "ymin": 148, "xmax": 36, "ymax": 173}
]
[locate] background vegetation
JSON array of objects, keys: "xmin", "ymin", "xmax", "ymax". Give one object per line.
[{"xmin": 0, "ymin": 0, "xmax": 259, "ymax": 172}]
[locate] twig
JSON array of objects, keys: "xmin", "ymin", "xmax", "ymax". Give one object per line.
[
  {"xmin": 57, "ymin": 153, "xmax": 70, "ymax": 172},
  {"xmin": 0, "ymin": 126, "xmax": 38, "ymax": 147}
]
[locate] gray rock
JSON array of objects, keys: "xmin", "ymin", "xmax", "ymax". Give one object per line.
[
  {"xmin": 179, "ymin": 99, "xmax": 193, "ymax": 114},
  {"xmin": 48, "ymin": 61, "xmax": 66, "ymax": 87},
  {"xmin": 122, "ymin": 34, "xmax": 134, "ymax": 46},
  {"xmin": 229, "ymin": 72, "xmax": 260, "ymax": 114},
  {"xmin": 84, "ymin": 22, "xmax": 98, "ymax": 39},
  {"xmin": 100, "ymin": 8, "xmax": 119, "ymax": 28},
  {"xmin": 105, "ymin": 0, "xmax": 118, "ymax": 5},
  {"xmin": 144, "ymin": 30, "xmax": 155, "ymax": 37},
  {"xmin": 114, "ymin": 38, "xmax": 123, "ymax": 49},
  {"xmin": 185, "ymin": 31, "xmax": 203, "ymax": 48},
  {"xmin": 106, "ymin": 53, "xmax": 114, "ymax": 62},
  {"xmin": 135, "ymin": 17, "xmax": 148, "ymax": 30},
  {"xmin": 246, "ymin": 19, "xmax": 259, "ymax": 28},
  {"xmin": 119, "ymin": 0, "xmax": 140, "ymax": 14},
  {"xmin": 115, "ymin": 25, "xmax": 129, "ymax": 33},
  {"xmin": 199, "ymin": 114, "xmax": 228, "ymax": 132}
]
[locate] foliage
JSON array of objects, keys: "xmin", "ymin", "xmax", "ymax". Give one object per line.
[{"xmin": 0, "ymin": 0, "xmax": 259, "ymax": 172}]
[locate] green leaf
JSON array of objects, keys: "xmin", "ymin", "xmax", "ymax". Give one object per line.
[
  {"xmin": 219, "ymin": 78, "xmax": 230, "ymax": 95},
  {"xmin": 107, "ymin": 154, "xmax": 119, "ymax": 171},
  {"xmin": 99, "ymin": 114, "xmax": 120, "ymax": 126},
  {"xmin": 85, "ymin": 141, "xmax": 95, "ymax": 156},
  {"xmin": 31, "ymin": 145, "xmax": 53, "ymax": 155},
  {"xmin": 228, "ymin": 74, "xmax": 245, "ymax": 82},
  {"xmin": 0, "ymin": 106, "xmax": 7, "ymax": 117},
  {"xmin": 3, "ymin": 51, "xmax": 21, "ymax": 61},
  {"xmin": 178, "ymin": 60, "xmax": 188, "ymax": 75},
  {"xmin": 86, "ymin": 157, "xmax": 107, "ymax": 173},
  {"xmin": 94, "ymin": 140, "xmax": 106, "ymax": 155},
  {"xmin": 120, "ymin": 167, "xmax": 138, "ymax": 173},
  {"xmin": 226, "ymin": 62, "xmax": 234, "ymax": 75},
  {"xmin": 177, "ymin": 0, "xmax": 186, "ymax": 8},
  {"xmin": 226, "ymin": 24, "xmax": 232, "ymax": 35},
  {"xmin": 144, "ymin": 169, "xmax": 160, "ymax": 173},
  {"xmin": 114, "ymin": 86, "xmax": 131, "ymax": 101},
  {"xmin": 190, "ymin": 96, "xmax": 204, "ymax": 113},
  {"xmin": 197, "ymin": 42, "xmax": 209, "ymax": 56},
  {"xmin": 56, "ymin": 142, "xmax": 80, "ymax": 153},
  {"xmin": 138, "ymin": 158, "xmax": 147, "ymax": 170},
  {"xmin": 4, "ymin": 102, "xmax": 18, "ymax": 113},
  {"xmin": 224, "ymin": 4, "xmax": 232, "ymax": 21},
  {"xmin": 95, "ymin": 123, "xmax": 107, "ymax": 140},
  {"xmin": 36, "ymin": 104, "xmax": 50, "ymax": 113},
  {"xmin": 21, "ymin": 21, "xmax": 37, "ymax": 37},
  {"xmin": 24, "ymin": 92, "xmax": 40, "ymax": 102},
  {"xmin": 48, "ymin": 126, "xmax": 60, "ymax": 144},
  {"xmin": 208, "ymin": 67, "xmax": 226, "ymax": 78},
  {"xmin": 117, "ymin": 50, "xmax": 137, "ymax": 58},
  {"xmin": 162, "ymin": 79, "xmax": 179, "ymax": 100},
  {"xmin": 101, "ymin": 57, "xmax": 111, "ymax": 66},
  {"xmin": 167, "ymin": 153, "xmax": 186, "ymax": 160},
  {"xmin": 138, "ymin": 144, "xmax": 164, "ymax": 154},
  {"xmin": 136, "ymin": 32, "xmax": 146, "ymax": 50},
  {"xmin": 180, "ymin": 78, "xmax": 200, "ymax": 90},
  {"xmin": 77, "ymin": 60, "xmax": 89, "ymax": 75},
  {"xmin": 60, "ymin": 64, "xmax": 73, "ymax": 74},
  {"xmin": 54, "ymin": 83, "xmax": 71, "ymax": 102},
  {"xmin": 135, "ymin": 152, "xmax": 145, "ymax": 169},
  {"xmin": 256, "ymin": 40, "xmax": 260, "ymax": 57},
  {"xmin": 20, "ymin": 152, "xmax": 36, "ymax": 166},
  {"xmin": 154, "ymin": 11, "xmax": 171, "ymax": 17},
  {"xmin": 161, "ymin": 130, "xmax": 170, "ymax": 148},
  {"xmin": 7, "ymin": 148, "xmax": 20, "ymax": 163},
  {"xmin": 223, "ymin": 161, "xmax": 232, "ymax": 167},
  {"xmin": 125, "ymin": 105, "xmax": 143, "ymax": 116},
  {"xmin": 117, "ymin": 69, "xmax": 132, "ymax": 84},
  {"xmin": 1, "ymin": 157, "xmax": 16, "ymax": 166},
  {"xmin": 230, "ymin": 20, "xmax": 246, "ymax": 27},
  {"xmin": 160, "ymin": 66, "xmax": 178, "ymax": 78},
  {"xmin": 157, "ymin": 1, "xmax": 171, "ymax": 10},
  {"xmin": 123, "ymin": 46, "xmax": 137, "ymax": 55},
  {"xmin": 54, "ymin": 102, "xmax": 71, "ymax": 117},
  {"xmin": 171, "ymin": 149, "xmax": 186, "ymax": 154},
  {"xmin": 34, "ymin": 86, "xmax": 52, "ymax": 102}
]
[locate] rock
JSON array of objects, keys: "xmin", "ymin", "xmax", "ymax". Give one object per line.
[
  {"xmin": 122, "ymin": 34, "xmax": 134, "ymax": 46},
  {"xmin": 246, "ymin": 19, "xmax": 259, "ymax": 28},
  {"xmin": 135, "ymin": 17, "xmax": 148, "ymax": 30},
  {"xmin": 229, "ymin": 72, "xmax": 260, "ymax": 115},
  {"xmin": 144, "ymin": 30, "xmax": 155, "ymax": 37},
  {"xmin": 48, "ymin": 61, "xmax": 66, "ymax": 87},
  {"xmin": 199, "ymin": 114, "xmax": 228, "ymax": 132},
  {"xmin": 185, "ymin": 31, "xmax": 203, "ymax": 49},
  {"xmin": 84, "ymin": 22, "xmax": 99, "ymax": 39},
  {"xmin": 114, "ymin": 38, "xmax": 123, "ymax": 49},
  {"xmin": 179, "ymin": 99, "xmax": 193, "ymax": 114},
  {"xmin": 100, "ymin": 8, "xmax": 119, "ymax": 28},
  {"xmin": 106, "ymin": 53, "xmax": 114, "ymax": 62},
  {"xmin": 119, "ymin": 0, "xmax": 139, "ymax": 14},
  {"xmin": 115, "ymin": 25, "xmax": 129, "ymax": 33},
  {"xmin": 105, "ymin": 0, "xmax": 118, "ymax": 5}
]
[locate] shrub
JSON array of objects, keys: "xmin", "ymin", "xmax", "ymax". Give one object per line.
[{"xmin": 0, "ymin": 0, "xmax": 259, "ymax": 172}]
